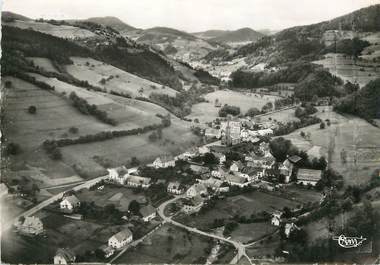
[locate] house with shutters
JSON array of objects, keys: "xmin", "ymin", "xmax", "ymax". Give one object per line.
[
  {"xmin": 125, "ymin": 175, "xmax": 151, "ymax": 189},
  {"xmin": 108, "ymin": 229, "xmax": 133, "ymax": 249},
  {"xmin": 54, "ymin": 248, "xmax": 76, "ymax": 264},
  {"xmin": 186, "ymin": 183, "xmax": 208, "ymax": 198},
  {"xmin": 107, "ymin": 166, "xmax": 129, "ymax": 185},
  {"xmin": 60, "ymin": 195, "xmax": 81, "ymax": 212},
  {"xmin": 167, "ymin": 181, "xmax": 184, "ymax": 194}
]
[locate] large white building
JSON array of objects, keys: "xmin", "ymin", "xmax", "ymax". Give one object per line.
[
  {"xmin": 60, "ymin": 195, "xmax": 81, "ymax": 212},
  {"xmin": 108, "ymin": 229, "xmax": 133, "ymax": 249}
]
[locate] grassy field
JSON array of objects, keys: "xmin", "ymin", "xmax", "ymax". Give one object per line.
[
  {"xmin": 231, "ymin": 222, "xmax": 276, "ymax": 244},
  {"xmin": 175, "ymin": 190, "xmax": 299, "ymax": 230},
  {"xmin": 282, "ymin": 107, "xmax": 380, "ymax": 186},
  {"xmin": 255, "ymin": 107, "xmax": 299, "ymax": 124},
  {"xmin": 65, "ymin": 57, "xmax": 178, "ymax": 98},
  {"xmin": 4, "ymin": 20, "xmax": 96, "ymax": 39},
  {"xmin": 76, "ymin": 185, "xmax": 147, "ymax": 212},
  {"xmin": 246, "ymin": 233, "xmax": 281, "ymax": 260},
  {"xmin": 115, "ymin": 224, "xmax": 213, "ymax": 264},
  {"xmin": 26, "ymin": 57, "xmax": 60, "ymax": 73},
  {"xmin": 188, "ymin": 89, "xmax": 280, "ymax": 123}
]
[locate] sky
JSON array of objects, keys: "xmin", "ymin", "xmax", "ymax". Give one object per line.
[{"xmin": 2, "ymin": 0, "xmax": 379, "ymax": 32}]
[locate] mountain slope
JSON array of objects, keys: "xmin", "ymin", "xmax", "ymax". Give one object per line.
[
  {"xmin": 192, "ymin": 30, "xmax": 230, "ymax": 39},
  {"xmin": 84, "ymin": 16, "xmax": 136, "ymax": 32},
  {"xmin": 209, "ymin": 27, "xmax": 265, "ymax": 45},
  {"xmin": 1, "ymin": 11, "xmax": 32, "ymax": 22}
]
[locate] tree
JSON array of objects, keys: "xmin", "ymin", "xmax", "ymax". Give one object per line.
[
  {"xmin": 128, "ymin": 200, "xmax": 140, "ymax": 215},
  {"xmin": 5, "ymin": 142, "xmax": 21, "ymax": 155},
  {"xmin": 32, "ymin": 183, "xmax": 40, "ymax": 195},
  {"xmin": 157, "ymin": 128, "xmax": 163, "ymax": 139},
  {"xmin": 269, "ymin": 137, "xmax": 292, "ymax": 162},
  {"xmin": 69, "ymin": 127, "xmax": 79, "ymax": 134},
  {"xmin": 203, "ymin": 152, "xmax": 219, "ymax": 167},
  {"xmin": 28, "ymin": 105, "xmax": 37, "ymax": 114},
  {"xmin": 246, "ymin": 107, "xmax": 260, "ymax": 117},
  {"xmin": 131, "ymin": 157, "xmax": 140, "ymax": 167},
  {"xmin": 148, "ymin": 131, "xmax": 158, "ymax": 142},
  {"xmin": 320, "ymin": 122, "xmax": 326, "ymax": 129},
  {"xmin": 5, "ymin": 80, "xmax": 12, "ymax": 88}
]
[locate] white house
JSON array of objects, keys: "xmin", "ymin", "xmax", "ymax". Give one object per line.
[
  {"xmin": 0, "ymin": 183, "xmax": 9, "ymax": 197},
  {"xmin": 285, "ymin": 223, "xmax": 300, "ymax": 238},
  {"xmin": 182, "ymin": 195, "xmax": 204, "ymax": 214},
  {"xmin": 297, "ymin": 169, "xmax": 322, "ymax": 186},
  {"xmin": 153, "ymin": 155, "xmax": 175, "ymax": 168},
  {"xmin": 230, "ymin": 161, "xmax": 244, "ymax": 172},
  {"xmin": 167, "ymin": 181, "xmax": 184, "ymax": 195},
  {"xmin": 16, "ymin": 216, "xmax": 44, "ymax": 235},
  {"xmin": 211, "ymin": 168, "xmax": 227, "ymax": 179},
  {"xmin": 54, "ymin": 248, "xmax": 76, "ymax": 264},
  {"xmin": 99, "ymin": 245, "xmax": 115, "ymax": 258},
  {"xmin": 199, "ymin": 177, "xmax": 224, "ymax": 192},
  {"xmin": 279, "ymin": 159, "xmax": 294, "ymax": 183},
  {"xmin": 205, "ymin": 128, "xmax": 221, "ymax": 139},
  {"xmin": 224, "ymin": 174, "xmax": 249, "ymax": 188},
  {"xmin": 107, "ymin": 167, "xmax": 128, "ymax": 184},
  {"xmin": 186, "ymin": 183, "xmax": 208, "ymax": 198},
  {"xmin": 178, "ymin": 147, "xmax": 199, "ymax": 160},
  {"xmin": 60, "ymin": 195, "xmax": 81, "ymax": 212},
  {"xmin": 198, "ymin": 146, "xmax": 210, "ymax": 155},
  {"xmin": 108, "ymin": 229, "xmax": 133, "ymax": 249},
  {"xmin": 125, "ymin": 175, "xmax": 151, "ymax": 189},
  {"xmin": 271, "ymin": 211, "xmax": 283, "ymax": 226},
  {"xmin": 139, "ymin": 205, "xmax": 156, "ymax": 222}
]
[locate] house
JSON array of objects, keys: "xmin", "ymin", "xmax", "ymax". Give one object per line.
[
  {"xmin": 257, "ymin": 128, "xmax": 273, "ymax": 136},
  {"xmin": 198, "ymin": 146, "xmax": 210, "ymax": 155},
  {"xmin": 285, "ymin": 223, "xmax": 300, "ymax": 238},
  {"xmin": 297, "ymin": 169, "xmax": 323, "ymax": 186},
  {"xmin": 271, "ymin": 211, "xmax": 283, "ymax": 226},
  {"xmin": 99, "ymin": 245, "xmax": 115, "ymax": 258},
  {"xmin": 199, "ymin": 177, "xmax": 224, "ymax": 192},
  {"xmin": 186, "ymin": 183, "xmax": 208, "ymax": 198},
  {"xmin": 125, "ymin": 175, "xmax": 151, "ymax": 189},
  {"xmin": 54, "ymin": 248, "xmax": 76, "ymax": 264},
  {"xmin": 230, "ymin": 161, "xmax": 244, "ymax": 172},
  {"xmin": 107, "ymin": 166, "xmax": 128, "ymax": 184},
  {"xmin": 16, "ymin": 216, "xmax": 44, "ymax": 235},
  {"xmin": 60, "ymin": 195, "xmax": 81, "ymax": 212},
  {"xmin": 279, "ymin": 160, "xmax": 294, "ymax": 183},
  {"xmin": 179, "ymin": 147, "xmax": 199, "ymax": 160},
  {"xmin": 205, "ymin": 128, "xmax": 221, "ymax": 139},
  {"xmin": 288, "ymin": 155, "xmax": 302, "ymax": 164},
  {"xmin": 139, "ymin": 205, "xmax": 156, "ymax": 222},
  {"xmin": 224, "ymin": 174, "xmax": 249, "ymax": 188},
  {"xmin": 167, "ymin": 181, "xmax": 184, "ymax": 195},
  {"xmin": 211, "ymin": 168, "xmax": 226, "ymax": 179},
  {"xmin": 108, "ymin": 228, "xmax": 133, "ymax": 249},
  {"xmin": 182, "ymin": 195, "xmax": 204, "ymax": 214},
  {"xmin": 153, "ymin": 155, "xmax": 175, "ymax": 168},
  {"xmin": 241, "ymin": 167, "xmax": 263, "ymax": 181},
  {"xmin": 0, "ymin": 183, "xmax": 9, "ymax": 197}
]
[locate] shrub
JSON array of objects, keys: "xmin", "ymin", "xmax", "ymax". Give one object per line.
[
  {"xmin": 69, "ymin": 127, "xmax": 79, "ymax": 134},
  {"xmin": 5, "ymin": 142, "xmax": 21, "ymax": 155},
  {"xmin": 28, "ymin": 105, "xmax": 37, "ymax": 114}
]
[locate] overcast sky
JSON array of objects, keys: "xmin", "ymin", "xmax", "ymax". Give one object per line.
[{"xmin": 3, "ymin": 0, "xmax": 379, "ymax": 32}]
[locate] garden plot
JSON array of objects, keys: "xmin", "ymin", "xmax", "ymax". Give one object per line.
[
  {"xmin": 65, "ymin": 57, "xmax": 178, "ymax": 98},
  {"xmin": 188, "ymin": 90, "xmax": 280, "ymax": 123},
  {"xmin": 115, "ymin": 224, "xmax": 213, "ymax": 264},
  {"xmin": 230, "ymin": 222, "xmax": 276, "ymax": 244}
]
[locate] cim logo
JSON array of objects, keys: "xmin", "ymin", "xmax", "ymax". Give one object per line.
[{"xmin": 333, "ymin": 234, "xmax": 367, "ymax": 248}]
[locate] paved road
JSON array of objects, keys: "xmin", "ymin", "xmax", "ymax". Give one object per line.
[{"xmin": 157, "ymin": 196, "xmax": 253, "ymax": 265}]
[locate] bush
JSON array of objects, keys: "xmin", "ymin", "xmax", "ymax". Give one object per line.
[
  {"xmin": 320, "ymin": 122, "xmax": 326, "ymax": 129},
  {"xmin": 28, "ymin": 105, "xmax": 37, "ymax": 114},
  {"xmin": 218, "ymin": 104, "xmax": 241, "ymax": 117},
  {"xmin": 69, "ymin": 127, "xmax": 79, "ymax": 134},
  {"xmin": 5, "ymin": 142, "xmax": 21, "ymax": 155},
  {"xmin": 5, "ymin": 80, "xmax": 12, "ymax": 88}
]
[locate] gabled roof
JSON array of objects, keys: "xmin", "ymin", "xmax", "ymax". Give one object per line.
[
  {"xmin": 231, "ymin": 161, "xmax": 244, "ymax": 169},
  {"xmin": 23, "ymin": 216, "xmax": 43, "ymax": 227},
  {"xmin": 139, "ymin": 205, "xmax": 156, "ymax": 217},
  {"xmin": 190, "ymin": 164, "xmax": 210, "ymax": 174},
  {"xmin": 55, "ymin": 248, "xmax": 76, "ymax": 262},
  {"xmin": 225, "ymin": 174, "xmax": 247, "ymax": 184},
  {"xmin": 157, "ymin": 155, "xmax": 174, "ymax": 163},
  {"xmin": 112, "ymin": 228, "xmax": 132, "ymax": 242},
  {"xmin": 297, "ymin": 168, "xmax": 323, "ymax": 182},
  {"xmin": 288, "ymin": 155, "xmax": 302, "ymax": 163},
  {"xmin": 62, "ymin": 195, "xmax": 80, "ymax": 205},
  {"xmin": 167, "ymin": 181, "xmax": 181, "ymax": 190},
  {"xmin": 189, "ymin": 183, "xmax": 207, "ymax": 193},
  {"xmin": 127, "ymin": 175, "xmax": 151, "ymax": 185}
]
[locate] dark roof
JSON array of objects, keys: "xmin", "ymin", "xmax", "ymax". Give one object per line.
[
  {"xmin": 55, "ymin": 248, "xmax": 76, "ymax": 262},
  {"xmin": 297, "ymin": 168, "xmax": 322, "ymax": 182}
]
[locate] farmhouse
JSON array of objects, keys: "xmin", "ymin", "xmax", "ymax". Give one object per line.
[
  {"xmin": 224, "ymin": 173, "xmax": 249, "ymax": 187},
  {"xmin": 230, "ymin": 161, "xmax": 244, "ymax": 172},
  {"xmin": 198, "ymin": 146, "xmax": 210, "ymax": 154},
  {"xmin": 271, "ymin": 211, "xmax": 283, "ymax": 226},
  {"xmin": 108, "ymin": 228, "xmax": 133, "ymax": 249},
  {"xmin": 297, "ymin": 169, "xmax": 323, "ymax": 186},
  {"xmin": 167, "ymin": 181, "xmax": 184, "ymax": 194},
  {"xmin": 107, "ymin": 166, "xmax": 128, "ymax": 184},
  {"xmin": 54, "ymin": 248, "xmax": 76, "ymax": 264},
  {"xmin": 139, "ymin": 205, "xmax": 156, "ymax": 222},
  {"xmin": 285, "ymin": 223, "xmax": 300, "ymax": 238},
  {"xmin": 60, "ymin": 195, "xmax": 81, "ymax": 212},
  {"xmin": 182, "ymin": 195, "xmax": 204, "ymax": 214},
  {"xmin": 125, "ymin": 175, "xmax": 151, "ymax": 189},
  {"xmin": 199, "ymin": 177, "xmax": 226, "ymax": 192},
  {"xmin": 186, "ymin": 183, "xmax": 208, "ymax": 198},
  {"xmin": 211, "ymin": 168, "xmax": 227, "ymax": 179},
  {"xmin": 16, "ymin": 216, "xmax": 44, "ymax": 235},
  {"xmin": 178, "ymin": 147, "xmax": 199, "ymax": 160},
  {"xmin": 205, "ymin": 128, "xmax": 221, "ymax": 139},
  {"xmin": 99, "ymin": 245, "xmax": 115, "ymax": 258},
  {"xmin": 279, "ymin": 160, "xmax": 293, "ymax": 183},
  {"xmin": 153, "ymin": 155, "xmax": 175, "ymax": 168}
]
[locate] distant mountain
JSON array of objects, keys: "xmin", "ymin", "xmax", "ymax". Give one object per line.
[
  {"xmin": 1, "ymin": 11, "xmax": 32, "ymax": 22},
  {"xmin": 257, "ymin": 29, "xmax": 280, "ymax": 35},
  {"xmin": 192, "ymin": 30, "xmax": 230, "ymax": 39},
  {"xmin": 140, "ymin": 27, "xmax": 197, "ymax": 41},
  {"xmin": 209, "ymin": 28, "xmax": 265, "ymax": 45},
  {"xmin": 84, "ymin": 16, "xmax": 136, "ymax": 32}
]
